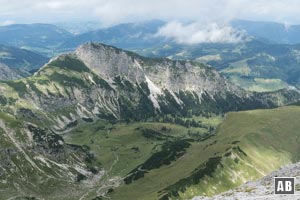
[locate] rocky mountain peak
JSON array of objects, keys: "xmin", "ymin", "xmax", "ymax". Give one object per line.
[{"xmin": 74, "ymin": 42, "xmax": 240, "ymax": 95}]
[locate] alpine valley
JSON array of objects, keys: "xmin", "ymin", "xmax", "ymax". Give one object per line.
[{"xmin": 1, "ymin": 41, "xmax": 300, "ymax": 200}]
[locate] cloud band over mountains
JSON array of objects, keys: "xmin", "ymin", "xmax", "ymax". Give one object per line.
[{"xmin": 155, "ymin": 21, "xmax": 246, "ymax": 44}]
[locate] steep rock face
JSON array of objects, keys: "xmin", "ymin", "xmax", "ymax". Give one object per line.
[{"xmin": 75, "ymin": 43, "xmax": 241, "ymax": 94}]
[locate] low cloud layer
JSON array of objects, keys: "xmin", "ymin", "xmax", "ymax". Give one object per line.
[{"xmin": 156, "ymin": 21, "xmax": 245, "ymax": 44}]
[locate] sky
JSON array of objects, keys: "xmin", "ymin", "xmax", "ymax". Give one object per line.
[
  {"xmin": 1, "ymin": 0, "xmax": 300, "ymax": 44},
  {"xmin": 1, "ymin": 0, "xmax": 300, "ymax": 26}
]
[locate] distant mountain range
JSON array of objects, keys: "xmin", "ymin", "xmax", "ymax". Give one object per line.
[
  {"xmin": 231, "ymin": 19, "xmax": 300, "ymax": 44},
  {"xmin": 0, "ymin": 44, "xmax": 48, "ymax": 80},
  {"xmin": 59, "ymin": 19, "xmax": 300, "ymax": 51},
  {"xmin": 59, "ymin": 20, "xmax": 167, "ymax": 51},
  {"xmin": 2, "ymin": 19, "xmax": 300, "ymax": 53},
  {"xmin": 0, "ymin": 23, "xmax": 73, "ymax": 56}
]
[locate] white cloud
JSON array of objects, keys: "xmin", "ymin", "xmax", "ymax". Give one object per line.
[
  {"xmin": 0, "ymin": 0, "xmax": 300, "ymax": 26},
  {"xmin": 155, "ymin": 21, "xmax": 246, "ymax": 44}
]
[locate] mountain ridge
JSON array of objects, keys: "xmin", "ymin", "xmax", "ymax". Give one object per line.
[{"xmin": 19, "ymin": 42, "xmax": 299, "ymax": 129}]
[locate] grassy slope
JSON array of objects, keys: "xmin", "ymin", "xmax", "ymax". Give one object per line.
[
  {"xmin": 177, "ymin": 105, "xmax": 300, "ymax": 199},
  {"xmin": 64, "ymin": 106, "xmax": 300, "ymax": 200}
]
